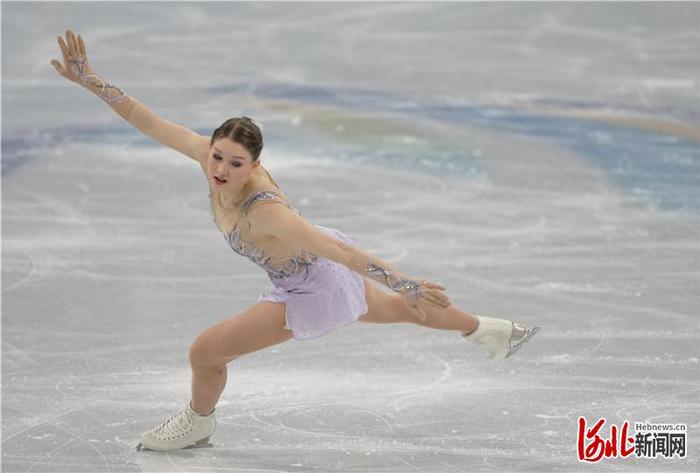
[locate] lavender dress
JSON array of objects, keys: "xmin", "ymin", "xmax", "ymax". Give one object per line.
[{"xmin": 214, "ymin": 190, "xmax": 368, "ymax": 340}]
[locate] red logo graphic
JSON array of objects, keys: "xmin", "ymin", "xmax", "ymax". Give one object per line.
[{"xmin": 577, "ymin": 416, "xmax": 635, "ymax": 462}]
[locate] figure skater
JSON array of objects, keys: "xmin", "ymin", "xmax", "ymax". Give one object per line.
[{"xmin": 51, "ymin": 30, "xmax": 539, "ymax": 452}]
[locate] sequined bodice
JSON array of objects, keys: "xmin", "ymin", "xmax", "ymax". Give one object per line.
[{"xmin": 210, "ymin": 190, "xmax": 319, "ymax": 280}]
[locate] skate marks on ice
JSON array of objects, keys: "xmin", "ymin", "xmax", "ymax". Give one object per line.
[
  {"xmin": 2, "ymin": 401, "xmax": 132, "ymax": 473},
  {"xmin": 193, "ymin": 348, "xmax": 468, "ymax": 472}
]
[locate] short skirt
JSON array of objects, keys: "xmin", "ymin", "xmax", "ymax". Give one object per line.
[{"xmin": 256, "ymin": 225, "xmax": 368, "ymax": 340}]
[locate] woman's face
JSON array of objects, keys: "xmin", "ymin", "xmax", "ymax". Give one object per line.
[{"xmin": 207, "ymin": 138, "xmax": 258, "ymax": 190}]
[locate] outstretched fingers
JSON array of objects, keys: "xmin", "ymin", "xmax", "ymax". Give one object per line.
[
  {"xmin": 417, "ymin": 290, "xmax": 438, "ymax": 304},
  {"xmin": 57, "ymin": 35, "xmax": 69, "ymax": 62},
  {"xmin": 52, "ymin": 30, "xmax": 89, "ymax": 80},
  {"xmin": 66, "ymin": 30, "xmax": 77, "ymax": 57},
  {"xmin": 78, "ymin": 34, "xmax": 87, "ymax": 57},
  {"xmin": 52, "ymin": 35, "xmax": 70, "ymax": 74},
  {"xmin": 424, "ymin": 281, "xmax": 446, "ymax": 291},
  {"xmin": 50, "ymin": 59, "xmax": 63, "ymax": 73},
  {"xmin": 420, "ymin": 282, "xmax": 450, "ymax": 307}
]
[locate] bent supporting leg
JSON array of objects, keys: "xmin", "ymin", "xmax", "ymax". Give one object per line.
[
  {"xmin": 188, "ymin": 302, "xmax": 293, "ymax": 416},
  {"xmin": 190, "ymin": 364, "xmax": 227, "ymax": 416}
]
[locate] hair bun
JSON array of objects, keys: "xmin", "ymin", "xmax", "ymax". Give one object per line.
[{"xmin": 241, "ymin": 116, "xmax": 262, "ymax": 131}]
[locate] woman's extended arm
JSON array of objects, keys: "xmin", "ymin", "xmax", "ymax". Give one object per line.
[
  {"xmin": 51, "ymin": 30, "xmax": 208, "ymax": 162},
  {"xmin": 249, "ymin": 203, "xmax": 451, "ymax": 321}
]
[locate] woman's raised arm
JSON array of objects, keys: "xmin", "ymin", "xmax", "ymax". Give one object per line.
[{"xmin": 50, "ymin": 29, "xmax": 208, "ymax": 163}]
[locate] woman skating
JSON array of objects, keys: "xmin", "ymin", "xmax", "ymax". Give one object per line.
[{"xmin": 51, "ymin": 30, "xmax": 539, "ymax": 452}]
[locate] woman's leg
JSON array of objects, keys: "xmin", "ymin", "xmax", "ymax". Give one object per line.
[
  {"xmin": 358, "ymin": 279, "xmax": 479, "ymax": 334},
  {"xmin": 188, "ymin": 301, "xmax": 293, "ymax": 416}
]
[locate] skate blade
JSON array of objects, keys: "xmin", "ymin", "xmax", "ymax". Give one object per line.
[
  {"xmin": 135, "ymin": 437, "xmax": 213, "ymax": 452},
  {"xmin": 505, "ymin": 325, "xmax": 540, "ymax": 359},
  {"xmin": 184, "ymin": 438, "xmax": 214, "ymax": 449}
]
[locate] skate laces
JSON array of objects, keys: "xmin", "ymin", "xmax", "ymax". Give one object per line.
[{"xmin": 153, "ymin": 407, "xmax": 193, "ymax": 440}]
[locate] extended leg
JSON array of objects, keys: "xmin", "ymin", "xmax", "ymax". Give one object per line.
[
  {"xmin": 358, "ymin": 279, "xmax": 478, "ymax": 334},
  {"xmin": 358, "ymin": 279, "xmax": 540, "ymax": 360}
]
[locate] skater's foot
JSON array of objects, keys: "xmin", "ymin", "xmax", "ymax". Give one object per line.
[
  {"xmin": 136, "ymin": 402, "xmax": 216, "ymax": 452},
  {"xmin": 463, "ymin": 316, "xmax": 540, "ymax": 360}
]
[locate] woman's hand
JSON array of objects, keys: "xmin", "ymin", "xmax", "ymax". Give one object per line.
[
  {"xmin": 50, "ymin": 30, "xmax": 94, "ymax": 86},
  {"xmin": 400, "ymin": 280, "xmax": 451, "ymax": 321}
]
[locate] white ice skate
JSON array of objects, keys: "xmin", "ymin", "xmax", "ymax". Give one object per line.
[
  {"xmin": 463, "ymin": 315, "xmax": 540, "ymax": 360},
  {"xmin": 136, "ymin": 402, "xmax": 216, "ymax": 452}
]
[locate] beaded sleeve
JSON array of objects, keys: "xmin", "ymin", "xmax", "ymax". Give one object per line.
[
  {"xmin": 68, "ymin": 56, "xmax": 137, "ymax": 120},
  {"xmin": 348, "ymin": 254, "xmax": 425, "ymax": 306}
]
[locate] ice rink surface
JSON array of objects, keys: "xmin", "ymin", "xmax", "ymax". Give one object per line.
[{"xmin": 2, "ymin": 2, "xmax": 699, "ymax": 472}]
